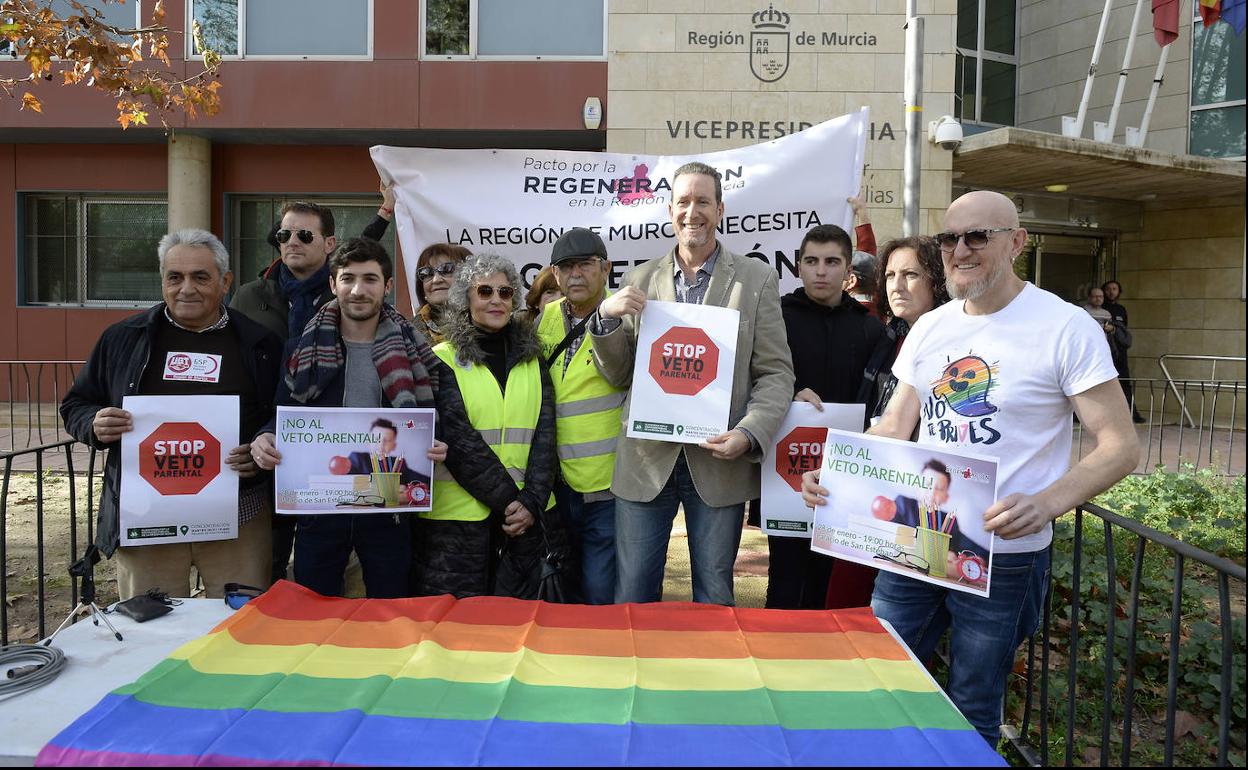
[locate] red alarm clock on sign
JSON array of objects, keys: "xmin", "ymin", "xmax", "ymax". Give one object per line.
[{"xmin": 955, "ymin": 551, "xmax": 988, "ymax": 584}]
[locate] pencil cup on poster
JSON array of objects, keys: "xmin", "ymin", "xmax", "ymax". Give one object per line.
[
  {"xmin": 916, "ymin": 527, "xmax": 951, "ymax": 578},
  {"xmin": 371, "ymin": 472, "xmax": 401, "ymax": 507}
]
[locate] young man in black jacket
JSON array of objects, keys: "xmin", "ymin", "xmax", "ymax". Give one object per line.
[
  {"xmin": 60, "ymin": 229, "xmax": 283, "ymax": 599},
  {"xmin": 767, "ymin": 224, "xmax": 887, "ymax": 609}
]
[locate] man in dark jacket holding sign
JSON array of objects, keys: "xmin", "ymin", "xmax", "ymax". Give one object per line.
[
  {"xmin": 61, "ymin": 229, "xmax": 282, "ymax": 600},
  {"xmin": 769, "ymin": 223, "xmax": 886, "ymax": 609}
]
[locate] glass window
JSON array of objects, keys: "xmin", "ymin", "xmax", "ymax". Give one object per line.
[
  {"xmin": 426, "ymin": 0, "xmax": 469, "ymax": 56},
  {"xmin": 478, "ymin": 0, "xmax": 603, "ymax": 57},
  {"xmin": 983, "ymin": 0, "xmax": 1015, "ymax": 56},
  {"xmin": 424, "ymin": 0, "xmax": 605, "ymax": 58},
  {"xmin": 245, "ymin": 0, "xmax": 369, "ymax": 56},
  {"xmin": 21, "ymin": 195, "xmax": 166, "ymax": 306},
  {"xmin": 1192, "ymin": 21, "xmax": 1246, "ymax": 105},
  {"xmin": 955, "ymin": 0, "xmax": 1017, "ymax": 126},
  {"xmin": 981, "ymin": 60, "xmax": 1016, "ymax": 125},
  {"xmin": 1190, "ymin": 105, "xmax": 1247, "ymax": 158},
  {"xmin": 192, "ymin": 0, "xmax": 239, "ymax": 56},
  {"xmin": 956, "ymin": 0, "xmax": 978, "ymax": 50},
  {"xmin": 50, "ymin": 0, "xmax": 139, "ymax": 34},
  {"xmin": 189, "ymin": 0, "xmax": 369, "ymax": 58}
]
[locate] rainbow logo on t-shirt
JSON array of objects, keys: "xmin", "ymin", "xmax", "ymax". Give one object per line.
[{"xmin": 932, "ymin": 355, "xmax": 999, "ymax": 417}]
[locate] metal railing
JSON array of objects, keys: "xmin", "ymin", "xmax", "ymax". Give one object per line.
[
  {"xmin": 1075, "ymin": 377, "xmax": 1245, "ymax": 476},
  {"xmin": 1, "ymin": 361, "xmax": 84, "ymax": 452},
  {"xmin": 0, "ymin": 440, "xmax": 105, "ymax": 645},
  {"xmin": 1005, "ymin": 503, "xmax": 1247, "ymax": 767},
  {"xmin": 1159, "ymin": 355, "xmax": 1245, "ymax": 429}
]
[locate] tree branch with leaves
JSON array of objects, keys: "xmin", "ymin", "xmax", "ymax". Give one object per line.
[{"xmin": 1, "ymin": 0, "xmax": 222, "ymax": 128}]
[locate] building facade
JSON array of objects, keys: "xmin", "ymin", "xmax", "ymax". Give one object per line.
[{"xmin": 2, "ymin": 0, "xmax": 1243, "ymax": 421}]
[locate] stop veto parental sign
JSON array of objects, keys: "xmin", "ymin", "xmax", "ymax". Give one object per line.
[
  {"xmin": 626, "ymin": 301, "xmax": 738, "ymax": 444},
  {"xmin": 138, "ymin": 422, "xmax": 221, "ymax": 496},
  {"xmin": 120, "ymin": 395, "xmax": 239, "ymax": 546},
  {"xmin": 648, "ymin": 327, "xmax": 719, "ymax": 396},
  {"xmin": 776, "ymin": 426, "xmax": 828, "ymax": 493}
]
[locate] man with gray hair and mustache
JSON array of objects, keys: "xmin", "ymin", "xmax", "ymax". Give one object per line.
[
  {"xmin": 61, "ymin": 229, "xmax": 284, "ymax": 599},
  {"xmin": 802, "ymin": 190, "xmax": 1138, "ymax": 750}
]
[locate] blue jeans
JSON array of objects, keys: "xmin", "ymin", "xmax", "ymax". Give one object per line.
[
  {"xmin": 871, "ymin": 548, "xmax": 1050, "ymax": 747},
  {"xmin": 614, "ymin": 454, "xmax": 745, "ymax": 605},
  {"xmin": 555, "ymin": 483, "xmax": 617, "ymax": 605},
  {"xmin": 293, "ymin": 513, "xmax": 411, "ymax": 598}
]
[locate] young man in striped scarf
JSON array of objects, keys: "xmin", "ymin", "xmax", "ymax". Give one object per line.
[{"xmin": 251, "ymin": 238, "xmax": 445, "ymax": 598}]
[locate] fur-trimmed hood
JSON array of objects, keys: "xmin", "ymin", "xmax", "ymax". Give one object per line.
[{"xmin": 442, "ymin": 310, "xmax": 543, "ymax": 369}]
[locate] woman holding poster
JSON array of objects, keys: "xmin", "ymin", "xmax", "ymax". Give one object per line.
[{"xmin": 417, "ymin": 254, "xmax": 566, "ymax": 598}]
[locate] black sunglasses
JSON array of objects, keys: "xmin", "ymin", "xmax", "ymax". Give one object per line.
[
  {"xmin": 223, "ymin": 582, "xmax": 264, "ymax": 610},
  {"xmin": 475, "ymin": 285, "xmax": 516, "ymax": 301},
  {"xmin": 276, "ymin": 228, "xmax": 315, "ymax": 245},
  {"xmin": 417, "ymin": 262, "xmax": 458, "ymax": 282},
  {"xmin": 933, "ymin": 227, "xmax": 1013, "ymax": 253}
]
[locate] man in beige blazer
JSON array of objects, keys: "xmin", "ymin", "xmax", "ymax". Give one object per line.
[{"xmin": 590, "ymin": 161, "xmax": 794, "ymax": 605}]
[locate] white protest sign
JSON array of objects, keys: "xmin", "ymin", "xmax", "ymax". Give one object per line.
[
  {"xmin": 274, "ymin": 406, "xmax": 436, "ymax": 515},
  {"xmin": 120, "ymin": 395, "xmax": 239, "ymax": 546},
  {"xmin": 371, "ymin": 109, "xmax": 869, "ymax": 308},
  {"xmin": 811, "ymin": 429, "xmax": 998, "ymax": 597},
  {"xmin": 760, "ymin": 402, "xmax": 865, "ymax": 538},
  {"xmin": 626, "ymin": 300, "xmax": 738, "ymax": 444}
]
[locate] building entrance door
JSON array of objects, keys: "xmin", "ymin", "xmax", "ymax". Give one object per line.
[{"xmin": 1016, "ymin": 232, "xmax": 1113, "ymax": 303}]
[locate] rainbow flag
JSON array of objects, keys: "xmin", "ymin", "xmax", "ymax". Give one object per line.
[{"xmin": 38, "ymin": 581, "xmax": 1005, "ymax": 766}]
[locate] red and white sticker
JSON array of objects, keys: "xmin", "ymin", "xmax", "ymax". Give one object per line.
[{"xmin": 163, "ymin": 352, "xmax": 222, "ymax": 383}]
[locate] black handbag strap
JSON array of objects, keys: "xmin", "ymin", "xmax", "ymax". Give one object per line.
[{"xmin": 545, "ymin": 315, "xmax": 592, "ymax": 369}]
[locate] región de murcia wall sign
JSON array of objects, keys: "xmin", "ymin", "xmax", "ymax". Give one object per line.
[{"xmin": 686, "ymin": 4, "xmax": 880, "ymax": 84}]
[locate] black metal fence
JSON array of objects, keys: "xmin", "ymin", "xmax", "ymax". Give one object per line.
[
  {"xmin": 0, "ymin": 440, "xmax": 106, "ymax": 646},
  {"xmin": 1, "ymin": 361, "xmax": 84, "ymax": 452},
  {"xmin": 1075, "ymin": 377, "xmax": 1245, "ymax": 476},
  {"xmin": 1005, "ymin": 502, "xmax": 1246, "ymax": 767}
]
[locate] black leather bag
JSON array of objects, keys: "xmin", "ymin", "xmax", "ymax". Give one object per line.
[{"xmin": 493, "ymin": 517, "xmax": 573, "ymax": 602}]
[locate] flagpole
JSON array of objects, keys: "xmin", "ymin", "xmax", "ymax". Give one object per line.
[
  {"xmin": 1065, "ymin": 0, "xmax": 1116, "ymax": 138},
  {"xmin": 1104, "ymin": 0, "xmax": 1149, "ymax": 142}
]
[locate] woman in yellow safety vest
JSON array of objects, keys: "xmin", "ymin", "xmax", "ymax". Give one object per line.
[{"xmin": 415, "ymin": 253, "xmax": 565, "ymax": 598}]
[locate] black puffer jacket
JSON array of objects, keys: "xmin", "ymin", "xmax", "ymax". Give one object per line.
[{"xmin": 412, "ymin": 318, "xmax": 567, "ymax": 598}]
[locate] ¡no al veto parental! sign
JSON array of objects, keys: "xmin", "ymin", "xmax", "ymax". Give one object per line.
[
  {"xmin": 120, "ymin": 395, "xmax": 240, "ymax": 546},
  {"xmin": 627, "ymin": 301, "xmax": 738, "ymax": 444}
]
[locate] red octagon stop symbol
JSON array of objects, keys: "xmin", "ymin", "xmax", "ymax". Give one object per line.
[
  {"xmin": 649, "ymin": 327, "xmax": 719, "ymax": 396},
  {"xmin": 139, "ymin": 422, "xmax": 221, "ymax": 496},
  {"xmin": 776, "ymin": 426, "xmax": 828, "ymax": 492}
]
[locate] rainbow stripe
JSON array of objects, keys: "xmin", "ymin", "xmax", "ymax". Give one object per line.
[{"xmin": 38, "ymin": 582, "xmax": 1004, "ymax": 766}]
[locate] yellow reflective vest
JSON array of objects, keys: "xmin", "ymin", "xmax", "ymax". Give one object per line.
[
  {"xmin": 536, "ymin": 296, "xmax": 625, "ymax": 494},
  {"xmin": 426, "ymin": 341, "xmax": 552, "ymax": 521}
]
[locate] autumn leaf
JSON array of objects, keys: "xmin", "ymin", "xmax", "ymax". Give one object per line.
[{"xmin": 20, "ymin": 92, "xmax": 42, "ymax": 112}]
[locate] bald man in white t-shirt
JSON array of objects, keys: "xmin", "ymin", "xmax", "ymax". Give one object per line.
[{"xmin": 803, "ymin": 190, "xmax": 1138, "ymax": 750}]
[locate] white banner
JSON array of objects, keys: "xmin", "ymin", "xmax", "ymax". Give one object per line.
[
  {"xmin": 120, "ymin": 396, "xmax": 240, "ymax": 546},
  {"xmin": 760, "ymin": 402, "xmax": 865, "ymax": 538},
  {"xmin": 371, "ymin": 109, "xmax": 869, "ymax": 308},
  {"xmin": 626, "ymin": 301, "xmax": 738, "ymax": 444},
  {"xmin": 811, "ymin": 429, "xmax": 998, "ymax": 597}
]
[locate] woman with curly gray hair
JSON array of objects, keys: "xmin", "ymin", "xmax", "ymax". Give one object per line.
[{"xmin": 415, "ymin": 253, "xmax": 568, "ymax": 598}]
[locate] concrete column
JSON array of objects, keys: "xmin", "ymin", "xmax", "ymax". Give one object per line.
[{"xmin": 167, "ymin": 133, "xmax": 212, "ymax": 232}]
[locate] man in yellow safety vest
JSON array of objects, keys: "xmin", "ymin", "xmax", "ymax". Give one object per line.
[{"xmin": 535, "ymin": 228, "xmax": 625, "ymax": 604}]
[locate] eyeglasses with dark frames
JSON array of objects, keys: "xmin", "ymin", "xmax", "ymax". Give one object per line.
[
  {"xmin": 933, "ymin": 227, "xmax": 1014, "ymax": 253},
  {"xmin": 335, "ymin": 494, "xmax": 386, "ymax": 508},
  {"xmin": 475, "ymin": 285, "xmax": 516, "ymax": 301},
  {"xmin": 873, "ymin": 546, "xmax": 930, "ymax": 575},
  {"xmin": 276, "ymin": 229, "xmax": 315, "ymax": 245},
  {"xmin": 417, "ymin": 262, "xmax": 459, "ymax": 282}
]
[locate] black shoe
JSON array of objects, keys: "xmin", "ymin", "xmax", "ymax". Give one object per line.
[{"xmin": 1132, "ymin": 413, "xmax": 1146, "ymax": 424}]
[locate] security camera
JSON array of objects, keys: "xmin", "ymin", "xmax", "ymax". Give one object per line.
[{"xmin": 928, "ymin": 115, "xmax": 964, "ymax": 150}]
